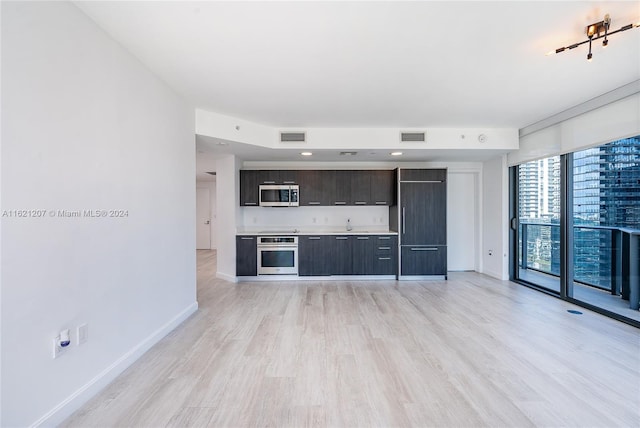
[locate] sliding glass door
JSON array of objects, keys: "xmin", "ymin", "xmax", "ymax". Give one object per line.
[
  {"xmin": 516, "ymin": 156, "xmax": 561, "ymax": 292},
  {"xmin": 511, "ymin": 136, "xmax": 640, "ymax": 326},
  {"xmin": 570, "ymin": 137, "xmax": 640, "ymax": 322}
]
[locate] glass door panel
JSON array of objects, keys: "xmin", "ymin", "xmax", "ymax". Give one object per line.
[
  {"xmin": 517, "ymin": 156, "xmax": 561, "ymax": 292},
  {"xmin": 570, "ymin": 137, "xmax": 640, "ymax": 322}
]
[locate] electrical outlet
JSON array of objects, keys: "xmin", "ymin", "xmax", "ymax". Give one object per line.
[
  {"xmin": 77, "ymin": 324, "xmax": 88, "ymax": 345},
  {"xmin": 52, "ymin": 335, "xmax": 68, "ymax": 359}
]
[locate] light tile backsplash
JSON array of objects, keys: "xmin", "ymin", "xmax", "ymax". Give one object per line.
[{"xmin": 240, "ymin": 206, "xmax": 390, "ymax": 233}]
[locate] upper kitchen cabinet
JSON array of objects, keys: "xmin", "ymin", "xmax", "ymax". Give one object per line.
[
  {"xmin": 370, "ymin": 170, "xmax": 396, "ymax": 206},
  {"xmin": 240, "ymin": 169, "xmax": 396, "ymax": 207},
  {"xmin": 258, "ymin": 170, "xmax": 299, "ymax": 185},
  {"xmin": 332, "ymin": 170, "xmax": 353, "ymax": 205},
  {"xmin": 333, "ymin": 170, "xmax": 396, "ymax": 206},
  {"xmin": 299, "ymin": 170, "xmax": 334, "ymax": 206},
  {"xmin": 399, "ymin": 168, "xmax": 446, "ymax": 182},
  {"xmin": 240, "ymin": 170, "xmax": 260, "ymax": 206},
  {"xmin": 350, "ymin": 171, "xmax": 370, "ymax": 205}
]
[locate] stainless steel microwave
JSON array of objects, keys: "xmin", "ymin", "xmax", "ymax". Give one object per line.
[{"xmin": 259, "ymin": 185, "xmax": 299, "ymax": 207}]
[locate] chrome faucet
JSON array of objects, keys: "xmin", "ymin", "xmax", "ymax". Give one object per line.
[{"xmin": 346, "ymin": 218, "xmax": 353, "ymax": 231}]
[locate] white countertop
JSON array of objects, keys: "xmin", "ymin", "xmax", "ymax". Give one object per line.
[{"xmin": 237, "ymin": 229, "xmax": 398, "ymax": 236}]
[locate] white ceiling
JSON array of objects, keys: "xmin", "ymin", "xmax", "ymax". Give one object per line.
[{"xmin": 75, "ymin": 1, "xmax": 640, "ymax": 166}]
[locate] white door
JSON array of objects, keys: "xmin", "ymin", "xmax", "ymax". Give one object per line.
[
  {"xmin": 447, "ymin": 172, "xmax": 477, "ymax": 271},
  {"xmin": 196, "ymin": 187, "xmax": 211, "ymax": 249}
]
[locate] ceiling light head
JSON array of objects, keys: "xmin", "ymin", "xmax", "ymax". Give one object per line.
[
  {"xmin": 587, "ymin": 24, "xmax": 597, "ymax": 38},
  {"xmin": 300, "ymin": 152, "xmax": 312, "ymax": 156},
  {"xmin": 602, "ymin": 38, "xmax": 608, "ymax": 47},
  {"xmin": 390, "ymin": 152, "xmax": 403, "ymax": 156},
  {"xmin": 587, "ymin": 52, "xmax": 593, "ymax": 62}
]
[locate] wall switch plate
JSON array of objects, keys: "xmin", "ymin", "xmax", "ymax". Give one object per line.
[
  {"xmin": 52, "ymin": 335, "xmax": 68, "ymax": 359},
  {"xmin": 77, "ymin": 324, "xmax": 88, "ymax": 345}
]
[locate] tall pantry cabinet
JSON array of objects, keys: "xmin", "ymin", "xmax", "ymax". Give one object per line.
[{"xmin": 396, "ymin": 169, "xmax": 447, "ymax": 279}]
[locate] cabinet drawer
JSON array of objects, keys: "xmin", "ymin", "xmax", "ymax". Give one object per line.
[{"xmin": 400, "ymin": 246, "xmax": 447, "ymax": 276}]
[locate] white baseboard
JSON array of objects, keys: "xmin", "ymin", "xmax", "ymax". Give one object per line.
[
  {"xmin": 482, "ymin": 269, "xmax": 507, "ymax": 280},
  {"xmin": 31, "ymin": 301, "xmax": 199, "ymax": 428},
  {"xmin": 216, "ymin": 271, "xmax": 238, "ymax": 283}
]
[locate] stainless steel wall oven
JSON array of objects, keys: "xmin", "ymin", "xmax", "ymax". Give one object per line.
[{"xmin": 257, "ymin": 236, "xmax": 298, "ymax": 275}]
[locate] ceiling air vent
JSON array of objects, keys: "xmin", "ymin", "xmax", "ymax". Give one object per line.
[
  {"xmin": 400, "ymin": 132, "xmax": 426, "ymax": 142},
  {"xmin": 280, "ymin": 131, "xmax": 306, "ymax": 143}
]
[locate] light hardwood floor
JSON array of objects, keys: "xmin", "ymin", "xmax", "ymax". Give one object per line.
[{"xmin": 62, "ymin": 250, "xmax": 640, "ymax": 427}]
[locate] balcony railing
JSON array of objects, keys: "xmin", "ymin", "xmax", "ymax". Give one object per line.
[{"xmin": 519, "ymin": 221, "xmax": 640, "ymax": 310}]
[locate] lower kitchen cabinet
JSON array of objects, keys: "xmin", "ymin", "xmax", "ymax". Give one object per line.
[
  {"xmin": 352, "ymin": 236, "xmax": 375, "ymax": 274},
  {"xmin": 332, "ymin": 236, "xmax": 353, "ymax": 275},
  {"xmin": 330, "ymin": 234, "xmax": 397, "ymax": 276},
  {"xmin": 400, "ymin": 245, "xmax": 447, "ymax": 276},
  {"xmin": 236, "ymin": 236, "xmax": 257, "ymax": 276},
  {"xmin": 298, "ymin": 235, "xmax": 333, "ymax": 276},
  {"xmin": 374, "ymin": 235, "xmax": 398, "ymax": 275}
]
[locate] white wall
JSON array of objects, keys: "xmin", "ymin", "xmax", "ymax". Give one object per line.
[
  {"xmin": 215, "ymin": 155, "xmax": 241, "ymax": 281},
  {"xmin": 240, "ymin": 206, "xmax": 389, "ymax": 233},
  {"xmin": 196, "ymin": 109, "xmax": 519, "ymax": 152},
  {"xmin": 481, "ymin": 155, "xmax": 509, "ymax": 280},
  {"xmin": 1, "ymin": 3, "xmax": 197, "ymax": 426}
]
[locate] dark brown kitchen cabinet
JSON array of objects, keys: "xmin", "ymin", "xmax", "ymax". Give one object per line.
[
  {"xmin": 332, "ymin": 236, "xmax": 353, "ymax": 274},
  {"xmin": 236, "ymin": 236, "xmax": 257, "ymax": 276},
  {"xmin": 400, "ymin": 181, "xmax": 447, "ymax": 246},
  {"xmin": 298, "ymin": 235, "xmax": 332, "ymax": 276},
  {"xmin": 400, "ymin": 246, "xmax": 447, "ymax": 276},
  {"xmin": 240, "ymin": 170, "xmax": 260, "ymax": 206},
  {"xmin": 370, "ymin": 170, "xmax": 396, "ymax": 206},
  {"xmin": 399, "ymin": 168, "xmax": 446, "ymax": 182},
  {"xmin": 351, "ymin": 171, "xmax": 371, "ymax": 206},
  {"xmin": 298, "ymin": 170, "xmax": 334, "ymax": 206},
  {"xmin": 399, "ymin": 168, "xmax": 447, "ymax": 278},
  {"xmin": 332, "ymin": 171, "xmax": 352, "ymax": 206},
  {"xmin": 330, "ymin": 234, "xmax": 397, "ymax": 275},
  {"xmin": 352, "ymin": 235, "xmax": 375, "ymax": 274},
  {"xmin": 373, "ymin": 235, "xmax": 397, "ymax": 275},
  {"xmin": 258, "ymin": 170, "xmax": 298, "ymax": 185},
  {"xmin": 240, "ymin": 169, "xmax": 396, "ymax": 207}
]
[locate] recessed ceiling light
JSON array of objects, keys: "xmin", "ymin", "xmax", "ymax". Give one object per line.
[
  {"xmin": 390, "ymin": 152, "xmax": 403, "ymax": 156},
  {"xmin": 300, "ymin": 152, "xmax": 313, "ymax": 156},
  {"xmin": 340, "ymin": 151, "xmax": 358, "ymax": 156}
]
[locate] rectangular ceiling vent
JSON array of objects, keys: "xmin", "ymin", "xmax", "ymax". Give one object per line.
[
  {"xmin": 400, "ymin": 131, "xmax": 426, "ymax": 142},
  {"xmin": 280, "ymin": 131, "xmax": 306, "ymax": 143}
]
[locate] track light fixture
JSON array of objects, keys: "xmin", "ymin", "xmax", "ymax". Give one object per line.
[{"xmin": 551, "ymin": 14, "xmax": 639, "ymax": 61}]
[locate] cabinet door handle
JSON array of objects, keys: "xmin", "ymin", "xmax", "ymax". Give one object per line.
[
  {"xmin": 375, "ymin": 201, "xmax": 387, "ymax": 205},
  {"xmin": 308, "ymin": 237, "xmax": 321, "ymax": 240},
  {"xmin": 262, "ymin": 181, "xmax": 276, "ymax": 184},
  {"xmin": 244, "ymin": 202, "xmax": 257, "ymax": 205},
  {"xmin": 379, "ymin": 246, "xmax": 391, "ymax": 250},
  {"xmin": 240, "ymin": 237, "xmax": 254, "ymax": 240},
  {"xmin": 334, "ymin": 201, "xmax": 346, "ymax": 205},
  {"xmin": 308, "ymin": 202, "xmax": 321, "ymax": 205},
  {"xmin": 336, "ymin": 237, "xmax": 348, "ymax": 240},
  {"xmin": 357, "ymin": 237, "xmax": 369, "ymax": 240},
  {"xmin": 410, "ymin": 247, "xmax": 438, "ymax": 251},
  {"xmin": 378, "ymin": 257, "xmax": 391, "ymax": 260},
  {"xmin": 378, "ymin": 237, "xmax": 390, "ymax": 240},
  {"xmin": 355, "ymin": 201, "xmax": 367, "ymax": 205},
  {"xmin": 283, "ymin": 181, "xmax": 296, "ymax": 184},
  {"xmin": 402, "ymin": 207, "xmax": 406, "ymax": 234}
]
